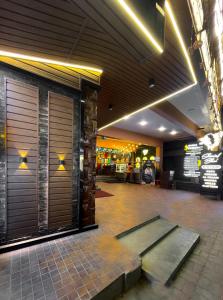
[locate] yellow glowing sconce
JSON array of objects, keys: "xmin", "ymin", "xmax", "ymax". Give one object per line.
[
  {"xmin": 58, "ymin": 154, "xmax": 65, "ymax": 171},
  {"xmin": 18, "ymin": 150, "xmax": 28, "ymax": 169}
]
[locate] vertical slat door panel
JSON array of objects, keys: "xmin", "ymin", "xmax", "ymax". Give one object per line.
[
  {"xmin": 6, "ymin": 78, "xmax": 39, "ymax": 240},
  {"xmin": 48, "ymin": 92, "xmax": 73, "ymax": 230}
]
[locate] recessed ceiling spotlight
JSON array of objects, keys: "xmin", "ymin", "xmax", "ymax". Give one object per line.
[
  {"xmin": 170, "ymin": 130, "xmax": 177, "ymax": 135},
  {"xmin": 158, "ymin": 126, "xmax": 166, "ymax": 131},
  {"xmin": 149, "ymin": 78, "xmax": 155, "ymax": 88},
  {"xmin": 108, "ymin": 104, "xmax": 113, "ymax": 111},
  {"xmin": 139, "ymin": 120, "xmax": 148, "ymax": 126}
]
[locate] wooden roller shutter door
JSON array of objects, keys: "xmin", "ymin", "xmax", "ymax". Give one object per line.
[
  {"xmin": 6, "ymin": 78, "xmax": 39, "ymax": 240},
  {"xmin": 48, "ymin": 92, "xmax": 73, "ymax": 230}
]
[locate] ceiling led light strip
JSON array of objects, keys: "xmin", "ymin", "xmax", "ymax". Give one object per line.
[
  {"xmin": 98, "ymin": 83, "xmax": 196, "ymax": 131},
  {"xmin": 0, "ymin": 50, "xmax": 103, "ymax": 74},
  {"xmin": 117, "ymin": 0, "xmax": 163, "ymax": 53},
  {"xmin": 165, "ymin": 1, "xmax": 197, "ymax": 83}
]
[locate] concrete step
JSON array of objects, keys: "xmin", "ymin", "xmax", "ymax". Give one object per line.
[
  {"xmin": 117, "ymin": 216, "xmax": 177, "ymax": 256},
  {"xmin": 142, "ymin": 227, "xmax": 200, "ymax": 285}
]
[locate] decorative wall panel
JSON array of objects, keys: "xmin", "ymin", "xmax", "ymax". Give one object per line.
[
  {"xmin": 6, "ymin": 78, "xmax": 38, "ymax": 240},
  {"xmin": 48, "ymin": 92, "xmax": 73, "ymax": 230}
]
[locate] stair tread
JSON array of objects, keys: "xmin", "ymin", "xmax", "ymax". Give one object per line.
[
  {"xmin": 118, "ymin": 218, "xmax": 177, "ymax": 256},
  {"xmin": 142, "ymin": 227, "xmax": 199, "ymax": 285}
]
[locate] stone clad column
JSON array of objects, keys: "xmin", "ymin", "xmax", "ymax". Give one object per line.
[{"xmin": 81, "ymin": 81, "xmax": 99, "ymax": 226}]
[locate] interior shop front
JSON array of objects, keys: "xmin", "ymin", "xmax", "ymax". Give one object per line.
[{"xmin": 96, "ymin": 136, "xmax": 161, "ymax": 184}]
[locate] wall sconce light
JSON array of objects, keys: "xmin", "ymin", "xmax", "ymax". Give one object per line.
[
  {"xmin": 19, "ymin": 157, "xmax": 27, "ymax": 163},
  {"xmin": 19, "ymin": 155, "xmax": 28, "ymax": 169},
  {"xmin": 59, "ymin": 160, "xmax": 65, "ymax": 166}
]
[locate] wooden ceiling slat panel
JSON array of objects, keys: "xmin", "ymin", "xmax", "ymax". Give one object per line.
[
  {"xmin": 70, "ymin": 51, "xmax": 190, "ymax": 93},
  {"xmin": 10, "ymin": 0, "xmax": 84, "ymax": 25},
  {"xmin": 0, "ymin": 0, "xmax": 195, "ymax": 128},
  {"xmin": 0, "ymin": 1, "xmax": 108, "ymax": 39},
  {"xmin": 1, "ymin": 0, "xmax": 84, "ymax": 31},
  {"xmin": 99, "ymin": 77, "xmax": 179, "ymax": 103},
  {"xmin": 0, "ymin": 16, "xmax": 117, "ymax": 47},
  {"xmin": 73, "ymin": 0, "xmax": 143, "ymax": 61},
  {"xmin": 0, "ymin": 58, "xmax": 81, "ymax": 89},
  {"xmin": 65, "ymin": 67, "xmax": 100, "ymax": 84},
  {"xmin": 0, "ymin": 35, "xmax": 190, "ymax": 91},
  {"xmin": 0, "ymin": 7, "xmax": 82, "ymax": 38},
  {"xmin": 0, "ymin": 25, "xmax": 72, "ymax": 49},
  {"xmin": 86, "ymin": 0, "xmax": 154, "ymax": 58},
  {"xmin": 0, "ymin": 39, "xmax": 71, "ymax": 59},
  {"xmin": 74, "ymin": 44, "xmax": 191, "ymax": 86},
  {"xmin": 36, "ymin": 0, "xmax": 103, "ymax": 31},
  {"xmin": 0, "ymin": 27, "xmax": 188, "ymax": 88},
  {"xmin": 0, "ymin": 32, "xmax": 71, "ymax": 55},
  {"xmin": 0, "ymin": 17, "xmax": 78, "ymax": 44}
]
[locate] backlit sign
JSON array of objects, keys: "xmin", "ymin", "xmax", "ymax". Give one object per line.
[
  {"xmin": 200, "ymin": 151, "xmax": 222, "ymax": 190},
  {"xmin": 184, "ymin": 143, "xmax": 202, "ymax": 178}
]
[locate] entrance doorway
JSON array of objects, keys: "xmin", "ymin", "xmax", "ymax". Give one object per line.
[{"xmin": 96, "ymin": 136, "xmax": 161, "ymax": 185}]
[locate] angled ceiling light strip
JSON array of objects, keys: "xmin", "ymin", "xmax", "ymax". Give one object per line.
[
  {"xmin": 0, "ymin": 50, "xmax": 103, "ymax": 74},
  {"xmin": 98, "ymin": 82, "xmax": 196, "ymax": 131},
  {"xmin": 99, "ymin": 1, "xmax": 197, "ymax": 131},
  {"xmin": 117, "ymin": 0, "xmax": 163, "ymax": 53},
  {"xmin": 165, "ymin": 1, "xmax": 197, "ymax": 83}
]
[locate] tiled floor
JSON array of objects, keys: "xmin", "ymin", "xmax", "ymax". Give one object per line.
[{"xmin": 1, "ymin": 183, "xmax": 223, "ymax": 300}]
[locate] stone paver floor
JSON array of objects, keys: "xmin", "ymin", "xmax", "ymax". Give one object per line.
[{"xmin": 1, "ymin": 183, "xmax": 223, "ymax": 299}]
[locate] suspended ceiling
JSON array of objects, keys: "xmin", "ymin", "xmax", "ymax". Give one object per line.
[
  {"xmin": 0, "ymin": 0, "xmax": 200, "ymax": 133},
  {"xmin": 113, "ymin": 109, "xmax": 190, "ymax": 141}
]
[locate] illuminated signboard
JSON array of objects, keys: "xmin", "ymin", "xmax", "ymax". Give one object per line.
[
  {"xmin": 200, "ymin": 151, "xmax": 222, "ymax": 190},
  {"xmin": 184, "ymin": 143, "xmax": 203, "ymax": 178}
]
